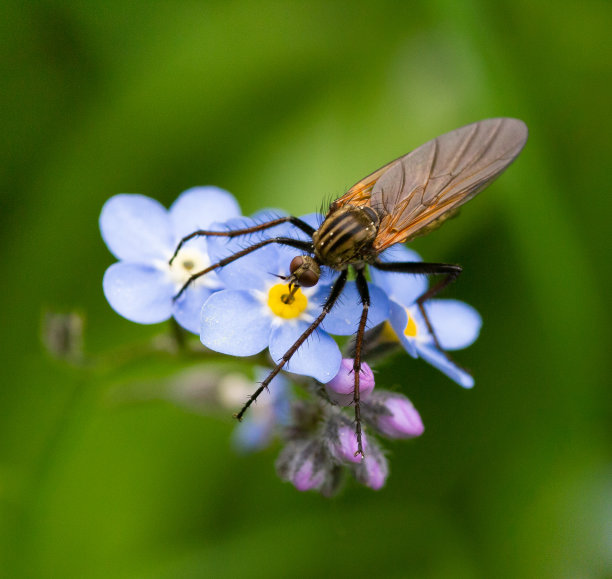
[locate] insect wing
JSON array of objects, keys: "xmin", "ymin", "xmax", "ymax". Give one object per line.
[
  {"xmin": 369, "ymin": 118, "xmax": 528, "ymax": 250},
  {"xmin": 328, "ymin": 160, "xmax": 397, "ymax": 213}
]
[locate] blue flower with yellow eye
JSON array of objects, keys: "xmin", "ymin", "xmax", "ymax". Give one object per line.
[
  {"xmin": 100, "ymin": 187, "xmax": 241, "ymax": 333},
  {"xmin": 200, "ymin": 214, "xmax": 390, "ymax": 383},
  {"xmin": 370, "ymin": 245, "xmax": 482, "ymax": 388}
]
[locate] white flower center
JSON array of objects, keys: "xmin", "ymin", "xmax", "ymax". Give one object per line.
[{"xmin": 164, "ymin": 246, "xmax": 221, "ymax": 290}]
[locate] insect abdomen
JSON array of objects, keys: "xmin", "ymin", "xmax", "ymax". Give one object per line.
[{"xmin": 313, "ymin": 205, "xmax": 379, "ymax": 268}]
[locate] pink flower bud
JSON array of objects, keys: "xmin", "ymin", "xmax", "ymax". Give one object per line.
[
  {"xmin": 325, "ymin": 359, "xmax": 375, "ymax": 406},
  {"xmin": 376, "ymin": 395, "xmax": 424, "ymax": 439},
  {"xmin": 330, "ymin": 425, "xmax": 367, "ymax": 464},
  {"xmin": 292, "ymin": 458, "xmax": 326, "ymax": 491},
  {"xmin": 356, "ymin": 452, "xmax": 388, "ymax": 490}
]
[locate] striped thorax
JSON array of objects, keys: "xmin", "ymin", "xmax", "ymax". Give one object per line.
[{"xmin": 313, "ymin": 205, "xmax": 380, "ymax": 268}]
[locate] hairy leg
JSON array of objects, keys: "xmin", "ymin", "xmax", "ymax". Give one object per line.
[
  {"xmin": 235, "ymin": 270, "xmax": 348, "ymax": 420},
  {"xmin": 174, "ymin": 236, "xmax": 314, "ymax": 301},
  {"xmin": 170, "ymin": 216, "xmax": 315, "ymax": 265}
]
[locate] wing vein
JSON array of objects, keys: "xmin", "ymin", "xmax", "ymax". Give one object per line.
[{"xmin": 334, "ymin": 118, "xmax": 527, "ymax": 252}]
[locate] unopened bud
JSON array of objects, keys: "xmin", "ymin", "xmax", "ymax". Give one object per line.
[
  {"xmin": 325, "ymin": 359, "xmax": 375, "ymax": 406},
  {"xmin": 329, "ymin": 425, "xmax": 367, "ymax": 464},
  {"xmin": 354, "ymin": 445, "xmax": 388, "ymax": 490},
  {"xmin": 276, "ymin": 441, "xmax": 329, "ymax": 492},
  {"xmin": 42, "ymin": 311, "xmax": 84, "ymax": 364},
  {"xmin": 292, "ymin": 457, "xmax": 326, "ymax": 491},
  {"xmin": 376, "ymin": 395, "xmax": 424, "ymax": 439}
]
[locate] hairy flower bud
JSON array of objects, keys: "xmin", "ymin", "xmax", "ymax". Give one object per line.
[
  {"xmin": 276, "ymin": 441, "xmax": 329, "ymax": 492},
  {"xmin": 292, "ymin": 457, "xmax": 326, "ymax": 491},
  {"xmin": 325, "ymin": 359, "xmax": 375, "ymax": 406}
]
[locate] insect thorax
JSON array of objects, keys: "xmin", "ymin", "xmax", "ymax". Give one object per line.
[{"xmin": 313, "ymin": 205, "xmax": 379, "ymax": 268}]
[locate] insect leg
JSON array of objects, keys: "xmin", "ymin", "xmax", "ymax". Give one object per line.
[
  {"xmin": 353, "ymin": 268, "xmax": 371, "ymax": 458},
  {"xmin": 235, "ymin": 270, "xmax": 348, "ymax": 421},
  {"xmin": 372, "ymin": 260, "xmax": 463, "ymax": 362},
  {"xmin": 173, "ymin": 237, "xmax": 314, "ymax": 301},
  {"xmin": 170, "ymin": 216, "xmax": 315, "ymax": 265}
]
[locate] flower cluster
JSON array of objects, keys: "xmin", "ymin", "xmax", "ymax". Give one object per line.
[
  {"xmin": 100, "ymin": 187, "xmax": 241, "ymax": 333},
  {"xmin": 100, "ymin": 188, "xmax": 481, "ymax": 494},
  {"xmin": 275, "ymin": 360, "xmax": 424, "ymax": 494}
]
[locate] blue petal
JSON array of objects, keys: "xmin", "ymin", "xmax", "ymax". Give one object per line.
[
  {"xmin": 270, "ymin": 380, "xmax": 291, "ymax": 426},
  {"xmin": 247, "ymin": 210, "xmax": 321, "ymax": 242},
  {"xmin": 206, "ymin": 216, "xmax": 284, "ymax": 290},
  {"xmin": 254, "ymin": 367, "xmax": 292, "ymax": 425},
  {"xmin": 232, "ymin": 418, "xmax": 274, "ymax": 453},
  {"xmin": 370, "ymin": 254, "xmax": 428, "ymax": 307},
  {"xmin": 255, "ymin": 366, "xmax": 290, "ymax": 404},
  {"xmin": 299, "ymin": 213, "xmax": 324, "ymax": 230},
  {"xmin": 425, "ymin": 299, "xmax": 482, "ymax": 351},
  {"xmin": 205, "ymin": 216, "xmax": 267, "ymax": 264},
  {"xmin": 169, "ymin": 187, "xmax": 241, "ymax": 240},
  {"xmin": 216, "ymin": 243, "xmax": 282, "ymax": 290},
  {"xmin": 269, "ymin": 213, "xmax": 325, "ymax": 266},
  {"xmin": 178, "ymin": 235, "xmax": 214, "ymax": 264},
  {"xmin": 103, "ymin": 262, "xmax": 174, "ymax": 323},
  {"xmin": 293, "ymin": 213, "xmax": 323, "ymax": 241},
  {"xmin": 321, "ymin": 282, "xmax": 389, "ymax": 336},
  {"xmin": 200, "ymin": 290, "xmax": 271, "ymax": 356},
  {"xmin": 232, "ymin": 370, "xmax": 290, "ymax": 452},
  {"xmin": 249, "ymin": 209, "xmax": 289, "ymax": 235},
  {"xmin": 205, "ymin": 212, "xmax": 326, "ymax": 289},
  {"xmin": 172, "ymin": 285, "xmax": 215, "ymax": 334},
  {"xmin": 273, "ymin": 243, "xmax": 309, "ymax": 278},
  {"xmin": 211, "ymin": 212, "xmax": 287, "ymax": 244},
  {"xmin": 261, "ymin": 212, "xmax": 325, "ymax": 275},
  {"xmin": 247, "ymin": 209, "xmax": 306, "ymax": 273},
  {"xmin": 304, "ymin": 283, "xmax": 332, "ymax": 310},
  {"xmin": 269, "ymin": 322, "xmax": 342, "ymax": 383},
  {"xmin": 378, "ymin": 244, "xmax": 422, "ymax": 264},
  {"xmin": 100, "ymin": 194, "xmax": 174, "ymax": 261},
  {"xmin": 416, "ymin": 343, "xmax": 475, "ymax": 388},
  {"xmin": 388, "ymin": 301, "xmax": 418, "ymax": 357},
  {"xmin": 318, "ymin": 266, "xmax": 340, "ymax": 285}
]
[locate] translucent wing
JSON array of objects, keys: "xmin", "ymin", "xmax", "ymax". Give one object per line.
[
  {"xmin": 328, "ymin": 161, "xmax": 394, "ymax": 212},
  {"xmin": 346, "ymin": 118, "xmax": 527, "ymax": 251}
]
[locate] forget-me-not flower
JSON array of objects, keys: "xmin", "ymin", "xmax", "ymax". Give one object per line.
[
  {"xmin": 370, "ymin": 244, "xmax": 482, "ymax": 388},
  {"xmin": 230, "ymin": 368, "xmax": 291, "ymax": 452},
  {"xmin": 200, "ymin": 213, "xmax": 390, "ymax": 383},
  {"xmin": 100, "ymin": 187, "xmax": 241, "ymax": 333}
]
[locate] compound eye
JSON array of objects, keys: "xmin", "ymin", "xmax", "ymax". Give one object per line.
[
  {"xmin": 289, "ymin": 256, "xmax": 304, "ymax": 275},
  {"xmin": 289, "ymin": 255, "xmax": 320, "ymax": 287},
  {"xmin": 297, "ymin": 269, "xmax": 319, "ymax": 288}
]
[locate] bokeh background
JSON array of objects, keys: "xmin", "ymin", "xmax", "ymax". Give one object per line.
[{"xmin": 2, "ymin": 1, "xmax": 611, "ymax": 577}]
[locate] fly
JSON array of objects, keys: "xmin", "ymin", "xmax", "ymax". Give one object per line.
[{"xmin": 170, "ymin": 117, "xmax": 528, "ymax": 457}]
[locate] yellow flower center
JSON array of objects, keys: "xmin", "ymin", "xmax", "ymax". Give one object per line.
[
  {"xmin": 381, "ymin": 321, "xmax": 400, "ymax": 343},
  {"xmin": 267, "ymin": 283, "xmax": 308, "ymax": 319},
  {"xmin": 404, "ymin": 310, "xmax": 418, "ymax": 337}
]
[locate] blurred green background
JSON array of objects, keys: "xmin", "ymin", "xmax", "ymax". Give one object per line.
[{"xmin": 1, "ymin": 1, "xmax": 611, "ymax": 577}]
